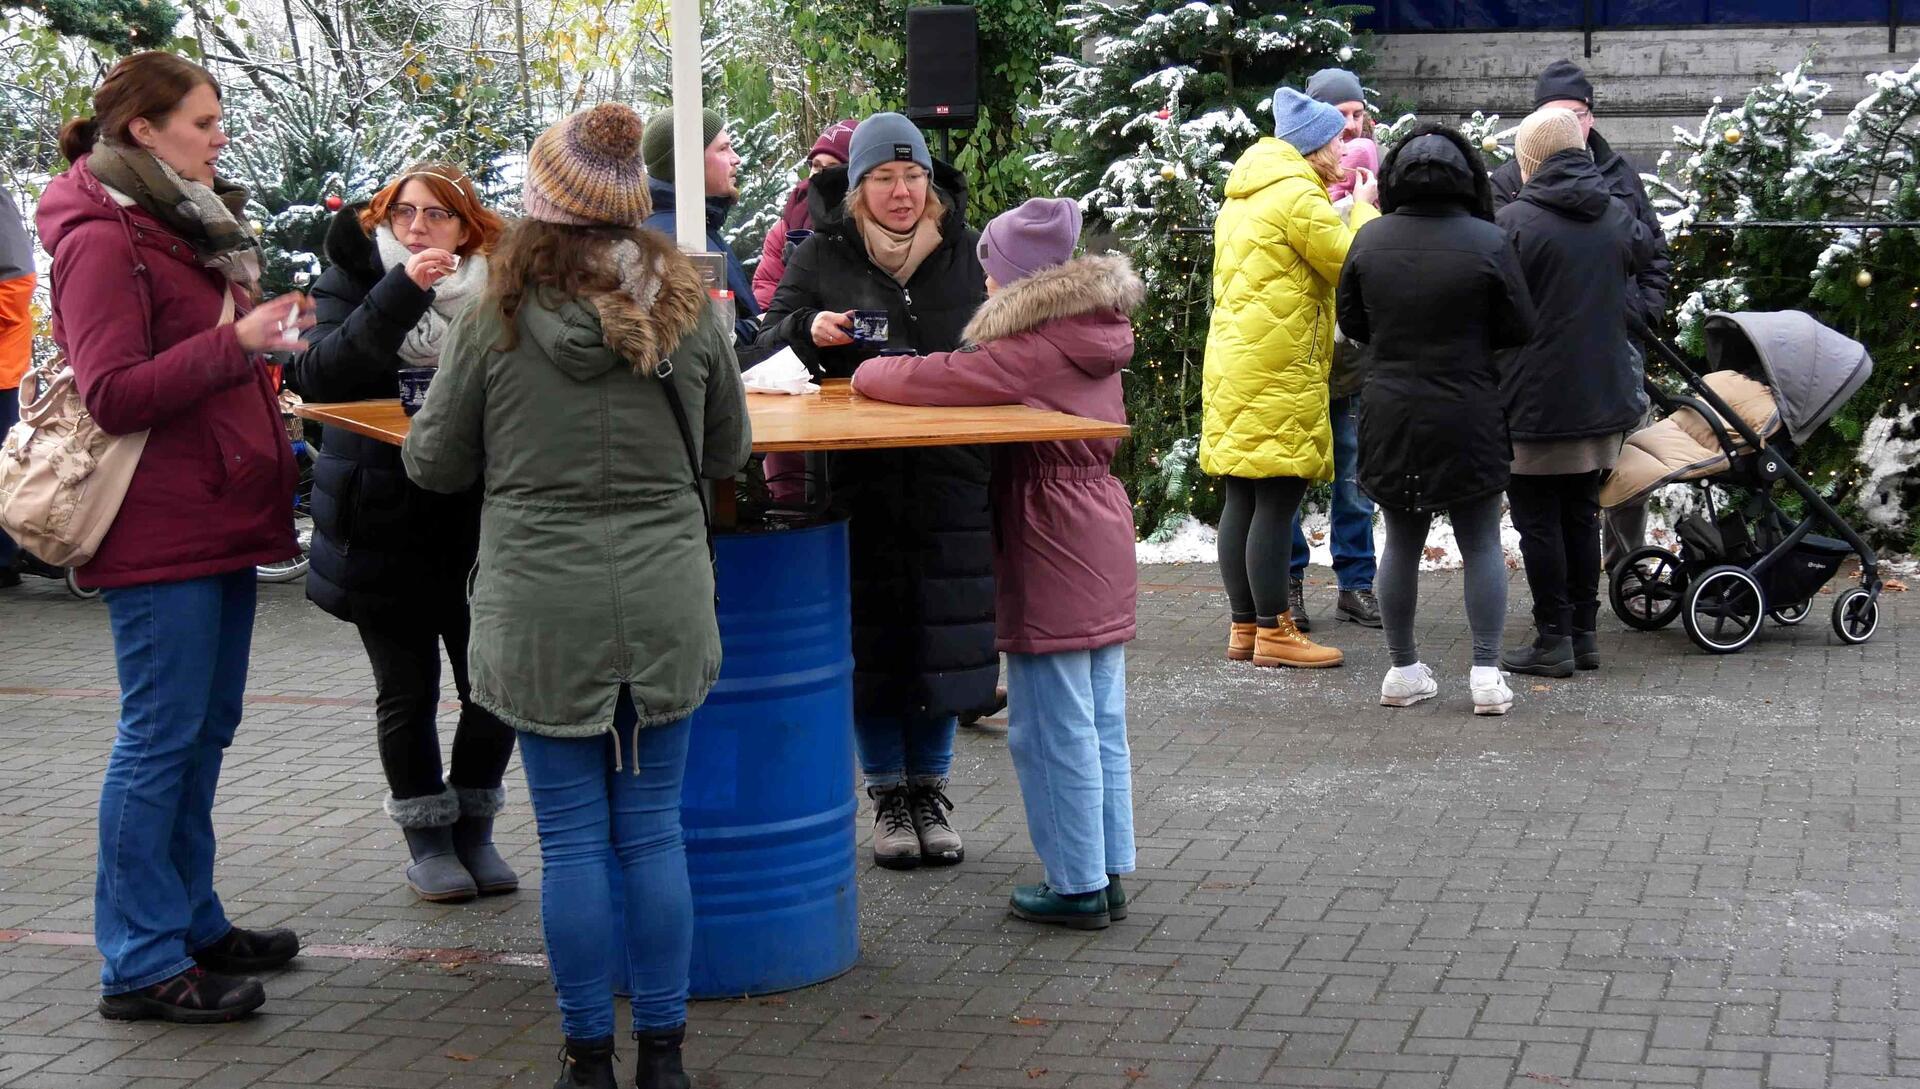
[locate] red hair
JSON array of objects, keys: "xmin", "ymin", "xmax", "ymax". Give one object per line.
[{"xmin": 360, "ymin": 162, "xmax": 503, "ymax": 257}]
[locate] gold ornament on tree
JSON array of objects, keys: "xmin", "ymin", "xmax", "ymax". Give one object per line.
[
  {"xmin": 1856, "ymin": 268, "xmax": 1873, "ymax": 288},
  {"xmin": 1724, "ymin": 128, "xmax": 1743, "ymax": 145}
]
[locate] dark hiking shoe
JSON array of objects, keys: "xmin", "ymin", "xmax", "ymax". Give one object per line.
[
  {"xmin": 98, "ymin": 966, "xmax": 264, "ymax": 1024},
  {"xmin": 1105, "ymin": 875, "xmax": 1129, "ymax": 921},
  {"xmin": 192, "ymin": 926, "xmax": 300, "ymax": 974},
  {"xmin": 1500, "ymin": 635, "xmax": 1576, "ymax": 678},
  {"xmin": 1010, "ymin": 884, "xmax": 1110, "ymax": 930},
  {"xmin": 1289, "ymin": 579, "xmax": 1311, "ymax": 632},
  {"xmin": 553, "ymin": 1036, "xmax": 618, "ymax": 1089},
  {"xmin": 633, "ymin": 1025, "xmax": 692, "ymax": 1089},
  {"xmin": 1572, "ymin": 631, "xmax": 1600, "ymax": 671},
  {"xmin": 1336, "ymin": 588, "xmax": 1382, "ymax": 628}
]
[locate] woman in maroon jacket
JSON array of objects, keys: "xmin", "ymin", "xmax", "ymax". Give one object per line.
[
  {"xmin": 853, "ymin": 198, "xmax": 1141, "ymax": 931},
  {"xmin": 40, "ymin": 51, "xmax": 312, "ymax": 1025}
]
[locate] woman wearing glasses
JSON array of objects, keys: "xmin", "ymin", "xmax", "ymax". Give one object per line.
[
  {"xmin": 288, "ymin": 162, "xmax": 516, "ymax": 903},
  {"xmin": 758, "ymin": 112, "xmax": 996, "ymax": 872}
]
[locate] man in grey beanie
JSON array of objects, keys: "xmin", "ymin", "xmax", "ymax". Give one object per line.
[
  {"xmin": 1283, "ymin": 67, "xmax": 1383, "ymax": 631},
  {"xmin": 1488, "ymin": 59, "xmax": 1671, "ymax": 575}
]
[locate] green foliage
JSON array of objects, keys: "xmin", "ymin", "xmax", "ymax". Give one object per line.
[
  {"xmin": 1647, "ymin": 61, "xmax": 1920, "ymax": 546},
  {"xmin": 1031, "ymin": 0, "xmax": 1371, "ymax": 536},
  {"xmin": 779, "ymin": 0, "xmax": 1070, "ymax": 222},
  {"xmin": 5, "ymin": 0, "xmax": 179, "ymax": 52}
]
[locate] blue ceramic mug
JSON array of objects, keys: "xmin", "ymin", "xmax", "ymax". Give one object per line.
[{"xmin": 398, "ymin": 367, "xmax": 435, "ymax": 416}]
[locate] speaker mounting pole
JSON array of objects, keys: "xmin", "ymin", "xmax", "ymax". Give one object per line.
[{"xmin": 939, "ymin": 128, "xmax": 951, "ymax": 166}]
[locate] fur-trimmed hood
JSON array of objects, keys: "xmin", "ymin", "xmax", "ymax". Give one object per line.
[
  {"xmin": 962, "ymin": 252, "xmax": 1144, "ymax": 361},
  {"xmin": 322, "ymin": 202, "xmax": 383, "ymax": 281},
  {"xmin": 520, "ymin": 230, "xmax": 708, "ymax": 381}
]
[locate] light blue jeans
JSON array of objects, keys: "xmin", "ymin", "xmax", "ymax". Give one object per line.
[
  {"xmin": 96, "ymin": 570, "xmax": 255, "ymax": 993},
  {"xmin": 519, "ymin": 700, "xmax": 692, "ymax": 1039},
  {"xmin": 1004, "ymin": 645, "xmax": 1135, "ymax": 895}
]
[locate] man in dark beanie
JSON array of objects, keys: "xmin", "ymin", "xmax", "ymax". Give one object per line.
[
  {"xmin": 641, "ymin": 107, "xmax": 761, "ymax": 353},
  {"xmin": 1490, "ymin": 59, "xmax": 1668, "ymax": 573}
]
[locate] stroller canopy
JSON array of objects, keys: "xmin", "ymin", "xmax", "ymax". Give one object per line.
[{"xmin": 1703, "ymin": 311, "xmax": 1873, "ymax": 446}]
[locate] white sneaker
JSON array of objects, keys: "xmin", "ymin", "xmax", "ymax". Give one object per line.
[
  {"xmin": 1380, "ymin": 663, "xmax": 1437, "ymax": 707},
  {"xmin": 1470, "ymin": 667, "xmax": 1513, "ymax": 716}
]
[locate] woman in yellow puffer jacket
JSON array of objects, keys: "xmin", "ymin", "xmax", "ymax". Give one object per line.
[{"xmin": 1203, "ymin": 87, "xmax": 1379, "ymax": 670}]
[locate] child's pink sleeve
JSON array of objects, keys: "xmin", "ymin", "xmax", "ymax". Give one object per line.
[{"xmin": 850, "ymin": 339, "xmax": 1028, "ymax": 408}]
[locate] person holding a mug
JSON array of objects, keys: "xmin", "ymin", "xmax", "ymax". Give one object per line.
[{"xmin": 288, "ymin": 162, "xmax": 517, "ymax": 903}]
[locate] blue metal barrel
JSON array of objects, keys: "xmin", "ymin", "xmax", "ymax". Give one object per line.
[{"xmin": 681, "ymin": 516, "xmax": 858, "ymax": 998}]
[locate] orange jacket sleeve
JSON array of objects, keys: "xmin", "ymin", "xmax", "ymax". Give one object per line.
[{"xmin": 0, "ymin": 272, "xmax": 35, "ymax": 391}]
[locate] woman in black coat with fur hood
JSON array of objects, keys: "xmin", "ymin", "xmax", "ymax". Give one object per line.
[
  {"xmin": 1338, "ymin": 124, "xmax": 1537, "ymax": 717},
  {"xmin": 286, "ymin": 162, "xmax": 517, "ymax": 904}
]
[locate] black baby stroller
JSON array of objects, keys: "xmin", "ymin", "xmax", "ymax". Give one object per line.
[{"xmin": 1602, "ymin": 311, "xmax": 1882, "ymax": 654}]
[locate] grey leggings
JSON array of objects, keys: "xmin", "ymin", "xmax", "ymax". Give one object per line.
[{"xmin": 1376, "ymin": 492, "xmax": 1508, "ymax": 668}]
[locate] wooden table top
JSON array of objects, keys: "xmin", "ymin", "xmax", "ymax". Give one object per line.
[{"xmin": 293, "ymin": 379, "xmax": 1131, "ymax": 452}]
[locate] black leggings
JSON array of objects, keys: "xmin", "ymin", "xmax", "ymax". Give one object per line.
[
  {"xmin": 1508, "ymin": 471, "xmax": 1604, "ymax": 638},
  {"xmin": 358, "ymin": 608, "xmax": 516, "ymax": 800},
  {"xmin": 1217, "ymin": 475, "xmax": 1310, "ymax": 625}
]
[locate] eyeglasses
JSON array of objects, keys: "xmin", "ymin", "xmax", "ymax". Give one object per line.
[
  {"xmin": 862, "ymin": 169, "xmax": 929, "ymax": 191},
  {"xmin": 389, "ymin": 203, "xmax": 460, "ymax": 227}
]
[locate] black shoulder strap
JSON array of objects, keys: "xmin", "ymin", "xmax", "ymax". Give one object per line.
[{"xmin": 656, "ymin": 358, "xmax": 716, "ymax": 570}]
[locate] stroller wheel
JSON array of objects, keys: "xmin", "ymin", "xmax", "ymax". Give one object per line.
[
  {"xmin": 1610, "ymin": 546, "xmax": 1687, "ymax": 631},
  {"xmin": 1831, "ymin": 587, "xmax": 1879, "ymax": 645},
  {"xmin": 1682, "ymin": 565, "xmax": 1765, "ymax": 654},
  {"xmin": 1768, "ymin": 600, "xmax": 1812, "ymax": 626}
]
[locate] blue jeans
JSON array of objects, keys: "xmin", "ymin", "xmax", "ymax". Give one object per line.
[
  {"xmin": 1004, "ymin": 646, "xmax": 1135, "ymax": 895},
  {"xmin": 854, "ymin": 713, "xmax": 955, "ymax": 789},
  {"xmin": 1291, "ymin": 395, "xmax": 1376, "ymax": 590},
  {"xmin": 96, "ymin": 570, "xmax": 256, "ymax": 993},
  {"xmin": 0, "ymin": 387, "xmax": 17, "ymax": 569},
  {"xmin": 519, "ymin": 700, "xmax": 691, "ymax": 1039}
]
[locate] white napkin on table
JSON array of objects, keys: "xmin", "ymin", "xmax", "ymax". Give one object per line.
[{"xmin": 742, "ymin": 347, "xmax": 820, "ymax": 395}]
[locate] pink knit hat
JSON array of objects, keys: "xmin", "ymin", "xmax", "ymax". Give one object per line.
[
  {"xmin": 809, "ymin": 119, "xmax": 858, "ymax": 165},
  {"xmin": 1328, "ymin": 137, "xmax": 1380, "ymax": 201}
]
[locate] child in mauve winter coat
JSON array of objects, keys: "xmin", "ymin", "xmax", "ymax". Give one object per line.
[{"xmin": 852, "ymin": 197, "xmax": 1142, "ymax": 931}]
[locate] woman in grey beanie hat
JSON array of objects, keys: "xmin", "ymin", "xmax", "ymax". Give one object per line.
[{"xmin": 755, "ymin": 109, "xmax": 997, "ymax": 874}]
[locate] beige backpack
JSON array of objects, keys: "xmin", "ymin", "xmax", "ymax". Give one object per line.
[{"xmin": 0, "ymin": 288, "xmax": 234, "ymax": 567}]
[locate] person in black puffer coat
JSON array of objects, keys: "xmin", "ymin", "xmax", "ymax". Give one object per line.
[
  {"xmin": 1495, "ymin": 109, "xmax": 1656, "ymax": 679},
  {"xmin": 287, "ymin": 163, "xmax": 518, "ymax": 904},
  {"xmin": 1338, "ymin": 125, "xmax": 1536, "ymax": 717},
  {"xmin": 757, "ymin": 112, "xmax": 994, "ymax": 872},
  {"xmin": 1490, "ymin": 59, "xmax": 1669, "ymax": 572}
]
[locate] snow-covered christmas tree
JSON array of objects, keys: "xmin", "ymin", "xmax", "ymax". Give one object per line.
[
  {"xmin": 1647, "ymin": 61, "xmax": 1920, "ymax": 549},
  {"xmin": 1031, "ymin": 1, "xmax": 1369, "ymax": 539}
]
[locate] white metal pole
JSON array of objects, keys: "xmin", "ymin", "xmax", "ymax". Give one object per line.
[{"xmin": 668, "ymin": 0, "xmax": 707, "ymax": 253}]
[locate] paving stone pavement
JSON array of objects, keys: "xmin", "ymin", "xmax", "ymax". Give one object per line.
[{"xmin": 1, "ymin": 562, "xmax": 1915, "ymax": 1089}]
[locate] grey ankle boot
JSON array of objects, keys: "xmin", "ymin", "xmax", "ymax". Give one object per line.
[
  {"xmin": 452, "ymin": 787, "xmax": 519, "ymax": 895},
  {"xmin": 907, "ymin": 778, "xmax": 964, "ymax": 867},
  {"xmin": 388, "ymin": 789, "xmax": 477, "ymax": 902}
]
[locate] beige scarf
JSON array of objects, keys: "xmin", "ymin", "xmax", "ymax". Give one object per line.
[{"xmin": 858, "ymin": 212, "xmax": 944, "ymax": 284}]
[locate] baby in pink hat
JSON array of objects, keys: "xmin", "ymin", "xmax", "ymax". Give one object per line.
[{"xmin": 1328, "ymin": 136, "xmax": 1380, "ymax": 204}]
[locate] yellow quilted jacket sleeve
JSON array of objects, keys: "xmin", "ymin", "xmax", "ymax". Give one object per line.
[{"xmin": 1200, "ymin": 138, "xmax": 1373, "ymax": 482}]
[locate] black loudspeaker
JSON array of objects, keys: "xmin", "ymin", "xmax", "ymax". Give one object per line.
[{"xmin": 906, "ymin": 5, "xmax": 979, "ymax": 129}]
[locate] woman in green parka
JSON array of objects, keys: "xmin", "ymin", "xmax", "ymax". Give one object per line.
[{"xmin": 402, "ymin": 104, "xmax": 751, "ymax": 1089}]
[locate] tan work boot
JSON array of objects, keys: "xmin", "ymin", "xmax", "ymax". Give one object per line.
[
  {"xmin": 1252, "ymin": 612, "xmax": 1344, "ymax": 668},
  {"xmin": 1227, "ymin": 621, "xmax": 1257, "ymax": 661},
  {"xmin": 908, "ymin": 778, "xmax": 964, "ymax": 867}
]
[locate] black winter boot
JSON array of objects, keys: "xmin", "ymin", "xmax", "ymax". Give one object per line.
[
  {"xmin": 553, "ymin": 1036, "xmax": 618, "ymax": 1089},
  {"xmin": 1500, "ymin": 632, "xmax": 1575, "ymax": 678},
  {"xmin": 388, "ymin": 788, "xmax": 477, "ymax": 902},
  {"xmin": 634, "ymin": 1025, "xmax": 692, "ymax": 1089},
  {"xmin": 1288, "ymin": 579, "xmax": 1311, "ymax": 632},
  {"xmin": 1571, "ymin": 602, "xmax": 1601, "ymax": 671}
]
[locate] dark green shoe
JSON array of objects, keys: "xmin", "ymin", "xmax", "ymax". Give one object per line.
[
  {"xmin": 1010, "ymin": 883, "xmax": 1110, "ymax": 930},
  {"xmin": 1105, "ymin": 876, "xmax": 1128, "ymax": 922}
]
